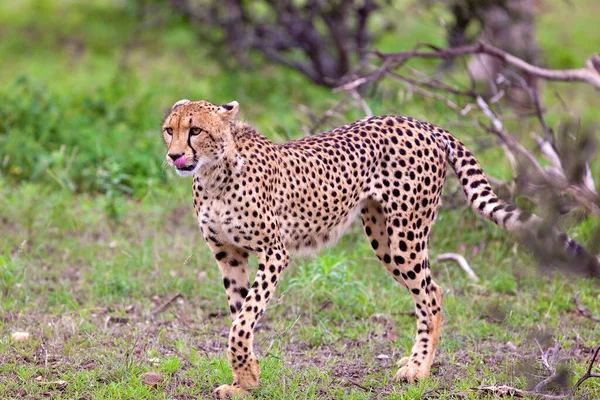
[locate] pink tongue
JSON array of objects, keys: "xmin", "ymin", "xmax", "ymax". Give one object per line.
[{"xmin": 174, "ymin": 155, "xmax": 187, "ymax": 168}]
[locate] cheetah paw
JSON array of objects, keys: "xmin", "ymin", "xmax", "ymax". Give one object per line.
[
  {"xmin": 394, "ymin": 359, "xmax": 429, "ymax": 383},
  {"xmin": 212, "ymin": 384, "xmax": 248, "ymax": 399},
  {"xmin": 397, "ymin": 356, "xmax": 409, "ymax": 368}
]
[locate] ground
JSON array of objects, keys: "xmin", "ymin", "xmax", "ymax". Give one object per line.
[{"xmin": 1, "ymin": 184, "xmax": 599, "ymax": 399}]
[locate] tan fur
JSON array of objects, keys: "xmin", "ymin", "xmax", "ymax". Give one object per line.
[{"xmin": 161, "ymin": 99, "xmax": 587, "ymax": 398}]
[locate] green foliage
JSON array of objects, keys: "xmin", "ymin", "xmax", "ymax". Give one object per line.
[
  {"xmin": 0, "ymin": 75, "xmax": 165, "ymax": 197},
  {"xmin": 0, "ymin": 251, "xmax": 25, "ymax": 299}
]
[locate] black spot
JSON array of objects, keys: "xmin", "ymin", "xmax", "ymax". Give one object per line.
[
  {"xmin": 394, "ymin": 255, "xmax": 405, "ymax": 265},
  {"xmin": 399, "ymin": 240, "xmax": 407, "ymax": 252}
]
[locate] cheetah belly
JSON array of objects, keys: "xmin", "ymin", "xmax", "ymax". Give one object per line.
[{"xmin": 279, "ymin": 201, "xmax": 363, "ymax": 255}]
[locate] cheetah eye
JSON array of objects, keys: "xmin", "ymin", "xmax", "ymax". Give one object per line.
[
  {"xmin": 190, "ymin": 127, "xmax": 203, "ymax": 136},
  {"xmin": 164, "ymin": 127, "xmax": 173, "ymax": 136}
]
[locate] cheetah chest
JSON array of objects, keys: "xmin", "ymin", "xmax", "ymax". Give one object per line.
[{"xmin": 195, "ymin": 199, "xmax": 243, "ymax": 246}]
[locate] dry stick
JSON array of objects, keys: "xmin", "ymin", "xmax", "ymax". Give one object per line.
[
  {"xmin": 346, "ymin": 378, "xmax": 372, "ymax": 392},
  {"xmin": 350, "ymin": 88, "xmax": 373, "ymax": 116},
  {"xmin": 334, "ymin": 58, "xmax": 392, "ymax": 92},
  {"xmin": 150, "ymin": 293, "xmax": 183, "ymax": 318},
  {"xmin": 436, "ymin": 253, "xmax": 480, "ymax": 282},
  {"xmin": 366, "ymin": 42, "xmax": 600, "ymax": 90},
  {"xmin": 532, "ymin": 342, "xmax": 561, "ymax": 394},
  {"xmin": 572, "ymin": 291, "xmax": 600, "ymax": 322},
  {"xmin": 474, "ymin": 345, "xmax": 600, "ymax": 399},
  {"xmin": 340, "ymin": 41, "xmax": 600, "ymax": 167}
]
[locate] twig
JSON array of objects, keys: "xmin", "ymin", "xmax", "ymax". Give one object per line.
[
  {"xmin": 572, "ymin": 345, "xmax": 600, "ymax": 392},
  {"xmin": 151, "ymin": 293, "xmax": 183, "ymax": 318},
  {"xmin": 502, "ymin": 69, "xmax": 553, "ymax": 144},
  {"xmin": 473, "ymin": 345, "xmax": 600, "ymax": 399},
  {"xmin": 532, "ymin": 134, "xmax": 562, "ymax": 170},
  {"xmin": 346, "ymin": 378, "xmax": 372, "ymax": 392},
  {"xmin": 436, "ymin": 253, "xmax": 480, "ymax": 281},
  {"xmin": 350, "ymin": 88, "xmax": 373, "ymax": 116},
  {"xmin": 334, "ymin": 58, "xmax": 392, "ymax": 92},
  {"xmin": 41, "ymin": 342, "xmax": 48, "ymax": 370},
  {"xmin": 572, "ymin": 291, "xmax": 600, "ymax": 322}
]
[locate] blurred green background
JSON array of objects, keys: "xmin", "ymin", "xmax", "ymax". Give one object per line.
[{"xmin": 1, "ymin": 0, "xmax": 598, "ymax": 198}]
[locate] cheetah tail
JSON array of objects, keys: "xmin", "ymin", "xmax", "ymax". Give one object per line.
[{"xmin": 442, "ymin": 133, "xmax": 600, "ymax": 278}]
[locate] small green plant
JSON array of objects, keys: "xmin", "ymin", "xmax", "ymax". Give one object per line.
[
  {"xmin": 0, "ymin": 250, "xmax": 25, "ymax": 298},
  {"xmin": 160, "ymin": 356, "xmax": 181, "ymax": 374}
]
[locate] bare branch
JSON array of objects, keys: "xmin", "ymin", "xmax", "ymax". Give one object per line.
[
  {"xmin": 436, "ymin": 253, "xmax": 480, "ymax": 282},
  {"xmin": 169, "ymin": 0, "xmax": 382, "ymax": 87},
  {"xmin": 370, "ymin": 42, "xmax": 600, "ymax": 90},
  {"xmin": 349, "ymin": 89, "xmax": 372, "ymax": 117}
]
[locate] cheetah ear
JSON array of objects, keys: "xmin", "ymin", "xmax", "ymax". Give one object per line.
[
  {"xmin": 171, "ymin": 99, "xmax": 191, "ymax": 110},
  {"xmin": 218, "ymin": 101, "xmax": 239, "ymax": 121}
]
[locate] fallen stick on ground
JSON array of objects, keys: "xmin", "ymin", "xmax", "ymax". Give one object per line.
[
  {"xmin": 474, "ymin": 345, "xmax": 600, "ymax": 399},
  {"xmin": 436, "ymin": 253, "xmax": 480, "ymax": 282},
  {"xmin": 572, "ymin": 291, "xmax": 600, "ymax": 322},
  {"xmin": 150, "ymin": 293, "xmax": 183, "ymax": 318}
]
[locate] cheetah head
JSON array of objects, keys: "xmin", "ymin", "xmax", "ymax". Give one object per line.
[{"xmin": 162, "ymin": 99, "xmax": 239, "ymax": 177}]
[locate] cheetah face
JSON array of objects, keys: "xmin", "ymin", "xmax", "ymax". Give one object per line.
[{"xmin": 162, "ymin": 99, "xmax": 239, "ymax": 177}]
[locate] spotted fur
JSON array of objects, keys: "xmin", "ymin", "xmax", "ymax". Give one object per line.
[{"xmin": 162, "ymin": 99, "xmax": 594, "ymax": 398}]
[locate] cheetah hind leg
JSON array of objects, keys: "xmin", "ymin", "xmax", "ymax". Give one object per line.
[
  {"xmin": 395, "ymin": 275, "xmax": 443, "ymax": 383},
  {"xmin": 360, "ymin": 201, "xmax": 443, "ymax": 382}
]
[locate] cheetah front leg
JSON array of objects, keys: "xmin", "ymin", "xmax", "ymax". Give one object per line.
[
  {"xmin": 213, "ymin": 239, "xmax": 289, "ymax": 399},
  {"xmin": 210, "ymin": 245, "xmax": 251, "ymax": 321}
]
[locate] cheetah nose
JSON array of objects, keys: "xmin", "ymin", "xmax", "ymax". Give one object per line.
[
  {"xmin": 168, "ymin": 152, "xmax": 183, "ymax": 161},
  {"xmin": 171, "ymin": 154, "xmax": 187, "ymax": 168}
]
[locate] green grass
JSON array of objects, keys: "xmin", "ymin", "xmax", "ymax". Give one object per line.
[
  {"xmin": 1, "ymin": 180, "xmax": 599, "ymax": 399},
  {"xmin": 0, "ymin": 0, "xmax": 599, "ymax": 398}
]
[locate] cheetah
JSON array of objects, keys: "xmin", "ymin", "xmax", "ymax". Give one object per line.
[{"xmin": 161, "ymin": 99, "xmax": 598, "ymax": 398}]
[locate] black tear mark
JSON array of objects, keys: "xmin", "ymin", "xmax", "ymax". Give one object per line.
[{"xmin": 187, "ymin": 132, "xmax": 197, "ymax": 157}]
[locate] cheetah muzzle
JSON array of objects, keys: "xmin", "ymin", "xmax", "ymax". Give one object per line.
[{"xmin": 161, "ymin": 98, "xmax": 598, "ymax": 398}]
